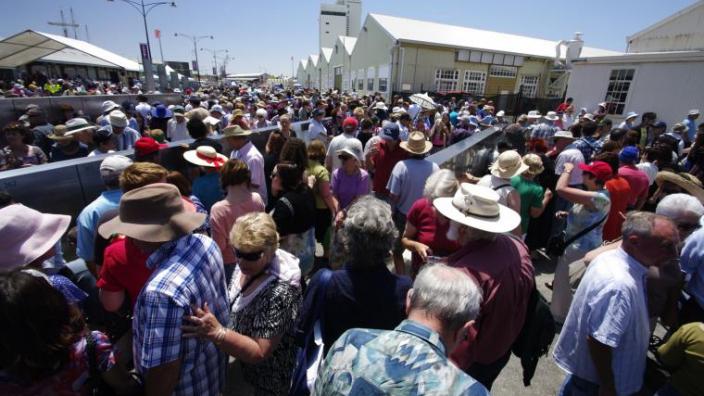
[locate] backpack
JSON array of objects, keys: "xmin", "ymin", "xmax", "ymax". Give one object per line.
[{"xmin": 511, "ymin": 285, "xmax": 556, "ymax": 386}]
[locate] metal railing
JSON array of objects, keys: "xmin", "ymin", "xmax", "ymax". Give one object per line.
[{"xmin": 427, "ymin": 126, "xmax": 503, "ymax": 176}]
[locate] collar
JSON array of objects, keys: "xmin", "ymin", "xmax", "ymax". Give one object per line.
[
  {"xmin": 394, "ymin": 319, "xmax": 446, "ymax": 356},
  {"xmin": 146, "ymin": 236, "xmax": 184, "ymax": 270},
  {"xmin": 616, "ymin": 247, "xmax": 648, "ymax": 278}
]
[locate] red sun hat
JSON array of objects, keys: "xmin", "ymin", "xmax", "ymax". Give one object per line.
[
  {"xmin": 342, "ymin": 116, "xmax": 359, "ymax": 130},
  {"xmin": 134, "ymin": 137, "xmax": 167, "ymax": 157},
  {"xmin": 579, "ymin": 161, "xmax": 613, "ymax": 182}
]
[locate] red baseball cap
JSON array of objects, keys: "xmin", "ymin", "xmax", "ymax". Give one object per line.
[
  {"xmin": 342, "ymin": 116, "xmax": 358, "ymax": 130},
  {"xmin": 134, "ymin": 137, "xmax": 167, "ymax": 157},
  {"xmin": 579, "ymin": 161, "xmax": 613, "ymax": 182}
]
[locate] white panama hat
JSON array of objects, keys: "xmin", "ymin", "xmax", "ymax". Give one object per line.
[{"xmin": 433, "ymin": 183, "xmax": 520, "ymax": 234}]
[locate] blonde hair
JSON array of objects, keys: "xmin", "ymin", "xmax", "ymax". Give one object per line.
[
  {"xmin": 353, "ymin": 107, "xmax": 365, "ymax": 118},
  {"xmin": 230, "ymin": 212, "xmax": 279, "ymax": 253},
  {"xmin": 119, "ymin": 162, "xmax": 168, "ymax": 192}
]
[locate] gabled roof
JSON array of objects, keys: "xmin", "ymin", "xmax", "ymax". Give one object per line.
[
  {"xmin": 627, "ymin": 0, "xmax": 704, "ymax": 43},
  {"xmin": 368, "ymin": 13, "xmax": 620, "ymax": 59},
  {"xmin": 337, "ymin": 36, "xmax": 357, "ymax": 55},
  {"xmin": 320, "ymin": 47, "xmax": 333, "ymax": 63},
  {"xmin": 298, "ymin": 59, "xmax": 307, "ymax": 71},
  {"xmin": 0, "ymin": 30, "xmax": 140, "ymax": 71},
  {"xmin": 308, "ymin": 54, "xmax": 319, "ymax": 67}
]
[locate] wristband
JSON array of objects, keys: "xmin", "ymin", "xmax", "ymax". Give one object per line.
[{"xmin": 214, "ymin": 326, "xmax": 228, "ymax": 345}]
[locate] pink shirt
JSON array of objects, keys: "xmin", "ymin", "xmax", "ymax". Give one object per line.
[
  {"xmin": 210, "ymin": 186, "xmax": 265, "ymax": 264},
  {"xmin": 618, "ymin": 165, "xmax": 650, "ymax": 207}
]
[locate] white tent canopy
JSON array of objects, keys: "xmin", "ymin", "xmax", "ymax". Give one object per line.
[{"xmin": 0, "ymin": 30, "xmax": 140, "ymax": 72}]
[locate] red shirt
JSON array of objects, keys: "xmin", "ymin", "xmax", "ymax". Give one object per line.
[
  {"xmin": 602, "ymin": 176, "xmax": 632, "ymax": 242},
  {"xmin": 449, "ymin": 234, "xmax": 534, "ymax": 367},
  {"xmin": 406, "ymin": 198, "xmax": 460, "ymax": 275},
  {"xmin": 96, "ymin": 237, "xmax": 152, "ymax": 308},
  {"xmin": 618, "ymin": 165, "xmax": 649, "ymax": 207},
  {"xmin": 371, "ymin": 140, "xmax": 408, "ymax": 196}
]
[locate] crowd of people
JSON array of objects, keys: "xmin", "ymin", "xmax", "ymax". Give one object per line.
[{"xmin": 0, "ymin": 85, "xmax": 703, "ymax": 396}]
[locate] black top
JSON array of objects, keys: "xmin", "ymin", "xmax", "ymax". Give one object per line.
[
  {"xmin": 50, "ymin": 142, "xmax": 89, "ymax": 162},
  {"xmin": 295, "ymin": 265, "xmax": 411, "ymax": 354},
  {"xmin": 263, "ymin": 153, "xmax": 279, "ymax": 211},
  {"xmin": 189, "ymin": 137, "xmax": 223, "ymax": 153},
  {"xmin": 271, "ymin": 188, "xmax": 315, "ymax": 236}
]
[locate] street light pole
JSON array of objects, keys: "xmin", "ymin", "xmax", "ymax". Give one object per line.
[
  {"xmin": 201, "ymin": 48, "xmax": 228, "ymax": 83},
  {"xmin": 175, "ymin": 33, "xmax": 212, "ymax": 86}
]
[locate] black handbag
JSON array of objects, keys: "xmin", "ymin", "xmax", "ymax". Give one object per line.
[{"xmin": 546, "ymin": 214, "xmax": 608, "ymax": 257}]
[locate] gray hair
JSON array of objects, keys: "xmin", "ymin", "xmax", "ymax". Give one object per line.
[
  {"xmin": 341, "ymin": 196, "xmax": 398, "ymax": 269},
  {"xmin": 656, "ymin": 193, "xmax": 704, "ymax": 221},
  {"xmin": 410, "ymin": 264, "xmax": 482, "ymax": 331},
  {"xmin": 423, "ymin": 169, "xmax": 458, "ymax": 201},
  {"xmin": 622, "ymin": 211, "xmax": 671, "ymax": 239}
]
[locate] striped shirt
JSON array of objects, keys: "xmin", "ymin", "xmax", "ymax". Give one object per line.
[
  {"xmin": 553, "ymin": 247, "xmax": 650, "ymax": 395},
  {"xmin": 132, "ymin": 234, "xmax": 229, "ymax": 396}
]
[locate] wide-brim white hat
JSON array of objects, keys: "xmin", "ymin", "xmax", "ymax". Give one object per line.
[
  {"xmin": 433, "ymin": 183, "xmax": 520, "ymax": 234},
  {"xmin": 183, "ymin": 146, "xmax": 228, "ymax": 168},
  {"xmin": 544, "ymin": 112, "xmax": 559, "ymax": 121}
]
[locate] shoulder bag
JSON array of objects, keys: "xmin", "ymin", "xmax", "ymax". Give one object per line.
[{"xmin": 546, "ymin": 214, "xmax": 608, "ymax": 258}]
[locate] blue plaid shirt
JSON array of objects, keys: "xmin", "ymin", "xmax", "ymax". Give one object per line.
[
  {"xmin": 572, "ymin": 136, "xmax": 601, "ymax": 162},
  {"xmin": 528, "ymin": 122, "xmax": 559, "ymax": 140},
  {"xmin": 133, "ymin": 234, "xmax": 229, "ymax": 396}
]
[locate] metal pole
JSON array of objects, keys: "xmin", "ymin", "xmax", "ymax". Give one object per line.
[
  {"xmin": 213, "ymin": 52, "xmax": 218, "ymax": 83},
  {"xmin": 141, "ymin": 1, "xmax": 152, "ymax": 59},
  {"xmin": 140, "ymin": 0, "xmax": 155, "ymax": 91},
  {"xmin": 158, "ymin": 34, "xmax": 165, "ymax": 65},
  {"xmin": 193, "ymin": 38, "xmax": 201, "ymax": 84}
]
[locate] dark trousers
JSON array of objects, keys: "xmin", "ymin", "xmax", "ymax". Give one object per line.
[{"xmin": 465, "ymin": 350, "xmax": 512, "ymax": 390}]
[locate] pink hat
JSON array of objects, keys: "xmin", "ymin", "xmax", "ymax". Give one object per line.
[{"xmin": 0, "ymin": 204, "xmax": 70, "ymax": 271}]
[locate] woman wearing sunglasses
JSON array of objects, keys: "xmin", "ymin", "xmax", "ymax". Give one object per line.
[{"xmin": 183, "ymin": 212, "xmax": 302, "ymax": 396}]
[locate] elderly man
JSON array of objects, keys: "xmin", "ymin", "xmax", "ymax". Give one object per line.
[
  {"xmin": 325, "ymin": 116, "xmax": 363, "ymax": 173},
  {"xmin": 166, "ymin": 106, "xmax": 189, "ymax": 142},
  {"xmin": 434, "ymin": 183, "xmax": 534, "ymax": 390},
  {"xmin": 306, "ymin": 108, "xmax": 327, "ymax": 146},
  {"xmin": 314, "ymin": 264, "xmax": 489, "ymax": 396},
  {"xmin": 107, "ymin": 110, "xmax": 141, "ymax": 151},
  {"xmin": 98, "ymin": 183, "xmax": 229, "ymax": 395},
  {"xmin": 224, "ymin": 125, "xmax": 267, "ymax": 205},
  {"xmin": 75, "ymin": 155, "xmax": 133, "ymax": 274},
  {"xmin": 553, "ymin": 212, "xmax": 680, "ymax": 396}
]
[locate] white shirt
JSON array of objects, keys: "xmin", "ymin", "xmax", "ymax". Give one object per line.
[
  {"xmin": 553, "ymin": 248, "xmax": 650, "ymax": 395},
  {"xmin": 326, "ymin": 133, "xmax": 362, "ymax": 172},
  {"xmin": 135, "ymin": 102, "xmax": 151, "ymax": 119},
  {"xmin": 88, "ymin": 149, "xmax": 115, "ymax": 157},
  {"xmin": 305, "ymin": 119, "xmax": 327, "ymax": 146},
  {"xmin": 555, "ymin": 147, "xmax": 585, "ymax": 186},
  {"xmin": 636, "ymin": 161, "xmax": 658, "ymax": 186},
  {"xmin": 477, "ymin": 174, "xmax": 515, "ymax": 207},
  {"xmin": 167, "ymin": 118, "xmax": 190, "ymax": 142},
  {"xmin": 230, "ymin": 141, "xmax": 267, "ymax": 205}
]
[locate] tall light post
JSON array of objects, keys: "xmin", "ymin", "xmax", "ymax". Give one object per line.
[
  {"xmin": 107, "ymin": 0, "xmax": 176, "ymax": 92},
  {"xmin": 201, "ymin": 48, "xmax": 228, "ymax": 82},
  {"xmin": 175, "ymin": 33, "xmax": 212, "ymax": 85}
]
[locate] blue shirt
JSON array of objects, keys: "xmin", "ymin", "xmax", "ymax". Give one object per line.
[
  {"xmin": 553, "ymin": 248, "xmax": 650, "ymax": 395},
  {"xmin": 192, "ymin": 172, "xmax": 224, "ymax": 212},
  {"xmin": 76, "ymin": 189, "xmax": 122, "ymax": 261},
  {"xmin": 528, "ymin": 122, "xmax": 559, "ymax": 140},
  {"xmin": 314, "ymin": 320, "xmax": 490, "ymax": 396},
  {"xmin": 106, "ymin": 125, "xmax": 141, "ymax": 151},
  {"xmin": 133, "ymin": 234, "xmax": 229, "ymax": 396},
  {"xmin": 680, "ymin": 227, "xmax": 704, "ymax": 309},
  {"xmin": 387, "ymin": 158, "xmax": 439, "ymax": 215},
  {"xmin": 683, "ymin": 118, "xmax": 697, "ymax": 142}
]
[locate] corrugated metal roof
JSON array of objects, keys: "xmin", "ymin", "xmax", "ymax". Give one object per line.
[
  {"xmin": 338, "ymin": 36, "xmax": 357, "ymax": 55},
  {"xmin": 320, "ymin": 47, "xmax": 333, "ymax": 63},
  {"xmin": 370, "ymin": 13, "xmax": 620, "ymax": 59}
]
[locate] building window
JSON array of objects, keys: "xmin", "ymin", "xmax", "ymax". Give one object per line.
[
  {"xmin": 358, "ymin": 79, "xmax": 364, "ymax": 90},
  {"xmin": 434, "ymin": 69, "xmax": 458, "ymax": 93},
  {"xmin": 604, "ymin": 68, "xmax": 634, "ymax": 115},
  {"xmin": 378, "ymin": 78, "xmax": 388, "ymax": 92},
  {"xmin": 367, "ymin": 78, "xmax": 374, "ymax": 91},
  {"xmin": 489, "ymin": 65, "xmax": 517, "ymax": 78},
  {"xmin": 462, "ymin": 70, "xmax": 486, "ymax": 95},
  {"xmin": 519, "ymin": 75, "xmax": 539, "ymax": 98}
]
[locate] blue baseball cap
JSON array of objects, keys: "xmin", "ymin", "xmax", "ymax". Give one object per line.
[
  {"xmin": 619, "ymin": 145, "xmax": 639, "ymax": 164},
  {"xmin": 380, "ymin": 122, "xmax": 400, "ymax": 141}
]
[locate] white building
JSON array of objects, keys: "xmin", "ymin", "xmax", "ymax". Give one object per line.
[
  {"xmin": 319, "ymin": 0, "xmax": 361, "ymax": 49},
  {"xmin": 566, "ymin": 0, "xmax": 704, "ymax": 127}
]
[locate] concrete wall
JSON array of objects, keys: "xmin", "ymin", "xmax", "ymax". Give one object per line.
[
  {"xmin": 628, "ymin": 2, "xmax": 704, "ymax": 52},
  {"xmin": 566, "ymin": 59, "xmax": 704, "ymax": 127}
]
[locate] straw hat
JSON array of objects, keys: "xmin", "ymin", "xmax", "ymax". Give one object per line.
[
  {"xmin": 527, "ymin": 110, "xmax": 542, "ymax": 119},
  {"xmin": 48, "ymin": 125, "xmax": 74, "ymax": 141},
  {"xmin": 98, "ymin": 183, "xmax": 206, "ymax": 243},
  {"xmin": 0, "ymin": 204, "xmax": 71, "ymax": 271},
  {"xmin": 655, "ymin": 171, "xmax": 704, "ymax": 204},
  {"xmin": 522, "ymin": 153, "xmax": 544, "ymax": 176},
  {"xmin": 490, "ymin": 150, "xmax": 529, "ymax": 178},
  {"xmin": 433, "ymin": 183, "xmax": 521, "ymax": 234},
  {"xmin": 183, "ymin": 146, "xmax": 228, "ymax": 168},
  {"xmin": 222, "ymin": 124, "xmax": 252, "ymax": 138},
  {"xmin": 400, "ymin": 131, "xmax": 432, "ymax": 155},
  {"xmin": 544, "ymin": 111, "xmax": 559, "ymax": 121}
]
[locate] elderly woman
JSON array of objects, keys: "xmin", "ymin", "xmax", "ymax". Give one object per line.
[
  {"xmin": 401, "ymin": 169, "xmax": 460, "ymax": 277},
  {"xmin": 253, "ymin": 108, "xmax": 270, "ymax": 129},
  {"xmin": 183, "ymin": 212, "xmax": 302, "ymax": 396},
  {"xmin": 0, "ymin": 122, "xmax": 47, "ymax": 170},
  {"xmin": 295, "ymin": 196, "xmax": 412, "ymax": 353},
  {"xmin": 331, "ymin": 141, "xmax": 370, "ymax": 211},
  {"xmin": 210, "ymin": 160, "xmax": 265, "ymax": 282}
]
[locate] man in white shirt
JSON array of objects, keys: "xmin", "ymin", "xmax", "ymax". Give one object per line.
[
  {"xmin": 305, "ymin": 108, "xmax": 327, "ymax": 146},
  {"xmin": 553, "ymin": 131, "xmax": 584, "ymax": 187},
  {"xmin": 223, "ymin": 125, "xmax": 267, "ymax": 205},
  {"xmin": 134, "ymin": 94, "xmax": 151, "ymax": 120},
  {"xmin": 166, "ymin": 106, "xmax": 190, "ymax": 142},
  {"xmin": 107, "ymin": 110, "xmax": 141, "ymax": 151},
  {"xmin": 553, "ymin": 212, "xmax": 679, "ymax": 396},
  {"xmin": 326, "ymin": 117, "xmax": 363, "ymax": 173}
]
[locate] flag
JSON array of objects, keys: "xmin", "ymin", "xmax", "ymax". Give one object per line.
[{"xmin": 154, "ymin": 29, "xmax": 161, "ymax": 39}]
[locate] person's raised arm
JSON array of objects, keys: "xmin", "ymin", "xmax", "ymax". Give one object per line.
[{"xmin": 556, "ymin": 162, "xmax": 597, "ymax": 209}]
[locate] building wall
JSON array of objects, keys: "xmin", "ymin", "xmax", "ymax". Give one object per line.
[
  {"xmin": 628, "ymin": 3, "xmax": 704, "ymax": 52},
  {"xmin": 349, "ymin": 17, "xmax": 395, "ymax": 97},
  {"xmin": 320, "ymin": 4, "xmax": 347, "ymax": 49},
  {"xmin": 566, "ymin": 59, "xmax": 704, "ymax": 127},
  {"xmin": 345, "ymin": 0, "xmax": 362, "ymax": 38}
]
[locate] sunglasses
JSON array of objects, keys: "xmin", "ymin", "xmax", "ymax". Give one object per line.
[
  {"xmin": 338, "ymin": 155, "xmax": 352, "ymax": 161},
  {"xmin": 234, "ymin": 249, "xmax": 264, "ymax": 261}
]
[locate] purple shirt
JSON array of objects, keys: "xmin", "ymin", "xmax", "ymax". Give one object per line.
[{"xmin": 331, "ymin": 168, "xmax": 370, "ymax": 209}]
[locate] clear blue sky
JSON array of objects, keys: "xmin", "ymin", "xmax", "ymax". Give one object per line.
[{"xmin": 4, "ymin": 0, "xmax": 697, "ymax": 76}]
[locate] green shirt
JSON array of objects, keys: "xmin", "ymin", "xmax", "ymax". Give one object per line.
[
  {"xmin": 307, "ymin": 159, "xmax": 330, "ymax": 209},
  {"xmin": 657, "ymin": 322, "xmax": 704, "ymax": 396},
  {"xmin": 511, "ymin": 175, "xmax": 544, "ymax": 233}
]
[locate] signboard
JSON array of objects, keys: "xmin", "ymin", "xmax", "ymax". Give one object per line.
[
  {"xmin": 139, "ymin": 43, "xmax": 151, "ymax": 61},
  {"xmin": 166, "ymin": 61, "xmax": 191, "ymax": 77},
  {"xmin": 191, "ymin": 60, "xmax": 198, "ymax": 71}
]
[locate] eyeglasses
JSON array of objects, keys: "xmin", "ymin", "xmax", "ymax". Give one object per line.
[{"xmin": 234, "ymin": 249, "xmax": 264, "ymax": 261}]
